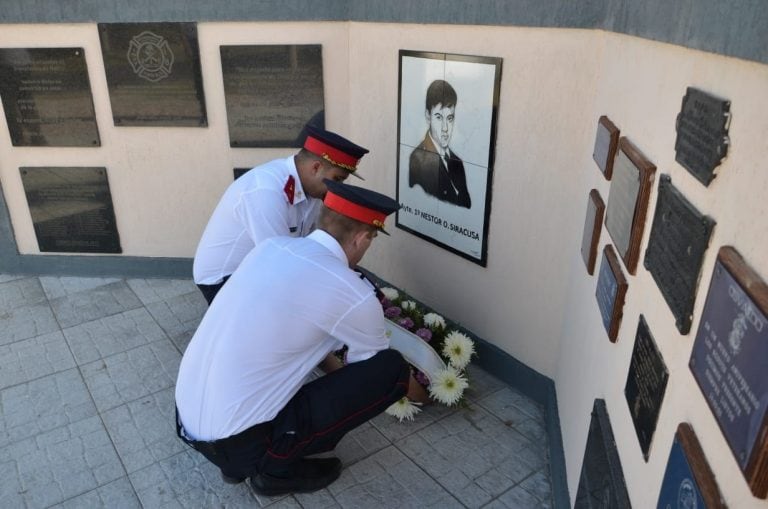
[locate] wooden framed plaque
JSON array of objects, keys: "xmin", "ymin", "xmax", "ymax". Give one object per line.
[
  {"xmin": 581, "ymin": 189, "xmax": 605, "ymax": 275},
  {"xmin": 596, "ymin": 244, "xmax": 628, "ymax": 342},
  {"xmin": 592, "ymin": 116, "xmax": 620, "ymax": 180},
  {"xmin": 657, "ymin": 423, "xmax": 726, "ymax": 508},
  {"xmin": 605, "ymin": 137, "xmax": 656, "ymax": 275},
  {"xmin": 690, "ymin": 246, "xmax": 768, "ymax": 498}
]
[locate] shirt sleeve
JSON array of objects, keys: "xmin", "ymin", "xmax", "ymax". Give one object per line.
[
  {"xmin": 331, "ymin": 293, "xmax": 390, "ymax": 364},
  {"xmin": 234, "ymin": 188, "xmax": 290, "ymax": 244}
]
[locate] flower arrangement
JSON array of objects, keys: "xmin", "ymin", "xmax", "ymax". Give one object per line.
[{"xmin": 379, "ymin": 287, "xmax": 476, "ymax": 422}]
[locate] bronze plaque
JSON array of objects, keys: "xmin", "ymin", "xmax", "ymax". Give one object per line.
[
  {"xmin": 644, "ymin": 175, "xmax": 715, "ymax": 334},
  {"xmin": 581, "ymin": 189, "xmax": 605, "ymax": 275},
  {"xmin": 575, "ymin": 399, "xmax": 631, "ymax": 509},
  {"xmin": 20, "ymin": 167, "xmax": 121, "ymax": 253},
  {"xmin": 675, "ymin": 87, "xmax": 731, "ymax": 187},
  {"xmin": 624, "ymin": 315, "xmax": 668, "ymax": 461},
  {"xmin": 98, "ymin": 22, "xmax": 207, "ymax": 127},
  {"xmin": 605, "ymin": 137, "xmax": 656, "ymax": 275},
  {"xmin": 221, "ymin": 45, "xmax": 325, "ymax": 147},
  {"xmin": 592, "ymin": 116, "xmax": 620, "ymax": 180},
  {"xmin": 0, "ymin": 47, "xmax": 99, "ymax": 147},
  {"xmin": 596, "ymin": 244, "xmax": 628, "ymax": 343},
  {"xmin": 690, "ymin": 246, "xmax": 768, "ymax": 498}
]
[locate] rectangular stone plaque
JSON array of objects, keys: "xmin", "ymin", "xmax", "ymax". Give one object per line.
[
  {"xmin": 596, "ymin": 244, "xmax": 628, "ymax": 342},
  {"xmin": 605, "ymin": 137, "xmax": 656, "ymax": 275},
  {"xmin": 575, "ymin": 399, "xmax": 631, "ymax": 509},
  {"xmin": 644, "ymin": 175, "xmax": 715, "ymax": 334},
  {"xmin": 98, "ymin": 22, "xmax": 207, "ymax": 127},
  {"xmin": 0, "ymin": 47, "xmax": 100, "ymax": 147},
  {"xmin": 675, "ymin": 87, "xmax": 731, "ymax": 187},
  {"xmin": 593, "ymin": 115, "xmax": 620, "ymax": 180},
  {"xmin": 221, "ymin": 45, "xmax": 325, "ymax": 147},
  {"xmin": 624, "ymin": 315, "xmax": 669, "ymax": 461},
  {"xmin": 657, "ymin": 423, "xmax": 726, "ymax": 508},
  {"xmin": 690, "ymin": 246, "xmax": 768, "ymax": 498},
  {"xmin": 581, "ymin": 189, "xmax": 605, "ymax": 275},
  {"xmin": 20, "ymin": 167, "xmax": 121, "ymax": 253}
]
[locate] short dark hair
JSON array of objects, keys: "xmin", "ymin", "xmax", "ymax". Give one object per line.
[
  {"xmin": 425, "ymin": 80, "xmax": 457, "ymax": 111},
  {"xmin": 318, "ymin": 207, "xmax": 376, "ymax": 245},
  {"xmin": 296, "ymin": 148, "xmax": 335, "ymax": 170}
]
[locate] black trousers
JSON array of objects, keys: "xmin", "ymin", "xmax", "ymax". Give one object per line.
[
  {"xmin": 196, "ymin": 275, "xmax": 230, "ymax": 306},
  {"xmin": 177, "ymin": 349, "xmax": 409, "ymax": 479}
]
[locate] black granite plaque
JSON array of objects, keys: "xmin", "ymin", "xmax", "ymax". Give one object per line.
[
  {"xmin": 233, "ymin": 167, "xmax": 250, "ymax": 180},
  {"xmin": 605, "ymin": 137, "xmax": 656, "ymax": 275},
  {"xmin": 221, "ymin": 45, "xmax": 325, "ymax": 147},
  {"xmin": 690, "ymin": 246, "xmax": 768, "ymax": 498},
  {"xmin": 675, "ymin": 87, "xmax": 730, "ymax": 187},
  {"xmin": 644, "ymin": 175, "xmax": 715, "ymax": 334},
  {"xmin": 593, "ymin": 116, "xmax": 620, "ymax": 180},
  {"xmin": 98, "ymin": 22, "xmax": 207, "ymax": 126},
  {"xmin": 20, "ymin": 167, "xmax": 121, "ymax": 253},
  {"xmin": 596, "ymin": 245, "xmax": 628, "ymax": 342},
  {"xmin": 575, "ymin": 399, "xmax": 631, "ymax": 509},
  {"xmin": 657, "ymin": 423, "xmax": 726, "ymax": 509},
  {"xmin": 0, "ymin": 48, "xmax": 99, "ymax": 147},
  {"xmin": 624, "ymin": 315, "xmax": 668, "ymax": 461},
  {"xmin": 581, "ymin": 189, "xmax": 605, "ymax": 275}
]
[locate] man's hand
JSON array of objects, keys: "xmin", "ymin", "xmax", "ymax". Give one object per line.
[
  {"xmin": 318, "ymin": 352, "xmax": 344, "ymax": 374},
  {"xmin": 406, "ymin": 373, "xmax": 430, "ymax": 404}
]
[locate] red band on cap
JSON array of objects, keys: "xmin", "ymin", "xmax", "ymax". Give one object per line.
[
  {"xmin": 304, "ymin": 136, "xmax": 359, "ymax": 171},
  {"xmin": 324, "ymin": 192, "xmax": 386, "ymax": 228}
]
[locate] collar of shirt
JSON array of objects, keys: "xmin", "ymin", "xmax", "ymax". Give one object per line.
[
  {"xmin": 307, "ymin": 229, "xmax": 348, "ymax": 265},
  {"xmin": 287, "ymin": 156, "xmax": 308, "ymax": 204},
  {"xmin": 427, "ymin": 133, "xmax": 447, "ymax": 158}
]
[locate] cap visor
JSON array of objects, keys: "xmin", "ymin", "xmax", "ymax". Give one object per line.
[{"xmin": 349, "ymin": 171, "xmax": 364, "ymax": 180}]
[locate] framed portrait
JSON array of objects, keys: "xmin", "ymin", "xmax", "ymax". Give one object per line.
[{"xmin": 396, "ymin": 50, "xmax": 502, "ymax": 266}]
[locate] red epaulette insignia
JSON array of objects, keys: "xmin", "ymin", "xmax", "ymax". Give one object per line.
[{"xmin": 284, "ymin": 175, "xmax": 295, "ymax": 204}]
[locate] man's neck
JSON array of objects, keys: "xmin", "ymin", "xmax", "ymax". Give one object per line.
[{"xmin": 428, "ymin": 133, "xmax": 447, "ymax": 158}]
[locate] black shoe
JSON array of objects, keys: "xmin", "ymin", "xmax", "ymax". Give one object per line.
[
  {"xmin": 221, "ymin": 472, "xmax": 246, "ymax": 484},
  {"xmin": 250, "ymin": 457, "xmax": 342, "ymax": 496}
]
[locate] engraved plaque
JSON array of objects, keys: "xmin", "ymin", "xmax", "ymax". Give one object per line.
[
  {"xmin": 690, "ymin": 246, "xmax": 768, "ymax": 498},
  {"xmin": 675, "ymin": 87, "xmax": 731, "ymax": 187},
  {"xmin": 593, "ymin": 116, "xmax": 620, "ymax": 180},
  {"xmin": 657, "ymin": 423, "xmax": 727, "ymax": 509},
  {"xmin": 221, "ymin": 45, "xmax": 325, "ymax": 147},
  {"xmin": 0, "ymin": 48, "xmax": 99, "ymax": 147},
  {"xmin": 20, "ymin": 167, "xmax": 121, "ymax": 253},
  {"xmin": 596, "ymin": 245, "xmax": 628, "ymax": 343},
  {"xmin": 233, "ymin": 167, "xmax": 250, "ymax": 180},
  {"xmin": 624, "ymin": 315, "xmax": 669, "ymax": 461},
  {"xmin": 605, "ymin": 137, "xmax": 656, "ymax": 274},
  {"xmin": 98, "ymin": 22, "xmax": 207, "ymax": 126},
  {"xmin": 581, "ymin": 189, "xmax": 605, "ymax": 275},
  {"xmin": 575, "ymin": 399, "xmax": 631, "ymax": 509},
  {"xmin": 644, "ymin": 175, "xmax": 715, "ymax": 334}
]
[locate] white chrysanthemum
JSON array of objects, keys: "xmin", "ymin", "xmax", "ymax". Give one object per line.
[
  {"xmin": 423, "ymin": 312, "xmax": 446, "ymax": 329},
  {"xmin": 401, "ymin": 300, "xmax": 417, "ymax": 311},
  {"xmin": 442, "ymin": 331, "xmax": 476, "ymax": 370},
  {"xmin": 385, "ymin": 397, "xmax": 422, "ymax": 422},
  {"xmin": 381, "ymin": 287, "xmax": 400, "ymax": 301},
  {"xmin": 429, "ymin": 367, "xmax": 469, "ymax": 406}
]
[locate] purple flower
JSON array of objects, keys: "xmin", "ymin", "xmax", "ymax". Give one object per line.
[
  {"xmin": 384, "ymin": 306, "xmax": 402, "ymax": 319},
  {"xmin": 398, "ymin": 317, "xmax": 414, "ymax": 330},
  {"xmin": 414, "ymin": 370, "xmax": 430, "ymax": 387},
  {"xmin": 380, "ymin": 298, "xmax": 392, "ymax": 309},
  {"xmin": 416, "ymin": 328, "xmax": 433, "ymax": 342}
]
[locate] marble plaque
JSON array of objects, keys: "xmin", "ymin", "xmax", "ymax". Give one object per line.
[
  {"xmin": 625, "ymin": 315, "xmax": 669, "ymax": 461},
  {"xmin": 675, "ymin": 87, "xmax": 731, "ymax": 187},
  {"xmin": 596, "ymin": 244, "xmax": 628, "ymax": 342},
  {"xmin": 644, "ymin": 175, "xmax": 715, "ymax": 334},
  {"xmin": 581, "ymin": 189, "xmax": 605, "ymax": 275},
  {"xmin": 221, "ymin": 45, "xmax": 325, "ymax": 147},
  {"xmin": 657, "ymin": 423, "xmax": 726, "ymax": 509},
  {"xmin": 605, "ymin": 137, "xmax": 656, "ymax": 275},
  {"xmin": 575, "ymin": 399, "xmax": 631, "ymax": 509},
  {"xmin": 593, "ymin": 116, "xmax": 620, "ymax": 180},
  {"xmin": 0, "ymin": 48, "xmax": 99, "ymax": 146},
  {"xmin": 20, "ymin": 167, "xmax": 121, "ymax": 253},
  {"xmin": 98, "ymin": 22, "xmax": 207, "ymax": 126},
  {"xmin": 690, "ymin": 246, "xmax": 768, "ymax": 498}
]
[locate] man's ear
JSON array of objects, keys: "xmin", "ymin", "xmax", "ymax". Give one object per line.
[
  {"xmin": 310, "ymin": 160, "xmax": 323, "ymax": 176},
  {"xmin": 425, "ymin": 109, "xmax": 431, "ymax": 122}
]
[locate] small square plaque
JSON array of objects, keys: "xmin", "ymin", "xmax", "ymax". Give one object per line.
[
  {"xmin": 644, "ymin": 175, "xmax": 715, "ymax": 334},
  {"xmin": 605, "ymin": 137, "xmax": 656, "ymax": 274},
  {"xmin": 20, "ymin": 167, "xmax": 121, "ymax": 253},
  {"xmin": 596, "ymin": 244, "xmax": 628, "ymax": 343},
  {"xmin": 690, "ymin": 246, "xmax": 768, "ymax": 499},
  {"xmin": 592, "ymin": 116, "xmax": 620, "ymax": 180},
  {"xmin": 581, "ymin": 189, "xmax": 605, "ymax": 275}
]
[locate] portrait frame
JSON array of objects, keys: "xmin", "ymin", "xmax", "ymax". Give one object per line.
[{"xmin": 396, "ymin": 50, "xmax": 502, "ymax": 267}]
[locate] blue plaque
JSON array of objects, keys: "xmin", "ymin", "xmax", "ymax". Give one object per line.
[{"xmin": 596, "ymin": 245, "xmax": 628, "ymax": 342}]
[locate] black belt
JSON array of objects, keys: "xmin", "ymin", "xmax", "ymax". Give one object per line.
[{"xmin": 175, "ymin": 408, "xmax": 271, "ymax": 459}]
